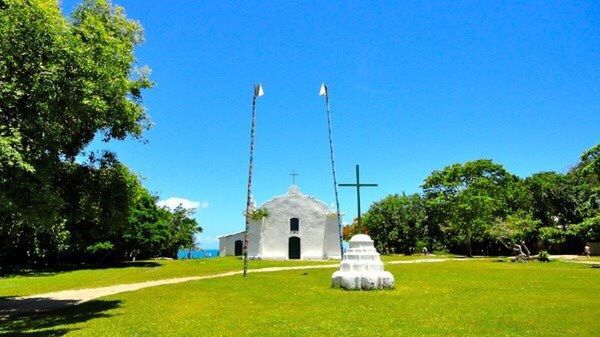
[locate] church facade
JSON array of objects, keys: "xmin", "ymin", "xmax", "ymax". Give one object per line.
[{"xmin": 218, "ymin": 185, "xmax": 342, "ymax": 260}]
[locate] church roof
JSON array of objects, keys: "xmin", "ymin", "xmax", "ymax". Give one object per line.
[
  {"xmin": 257, "ymin": 185, "xmax": 334, "ymax": 213},
  {"xmin": 217, "ymin": 230, "xmax": 245, "ymax": 239}
]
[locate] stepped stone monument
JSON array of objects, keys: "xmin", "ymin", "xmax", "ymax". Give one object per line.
[{"xmin": 331, "ymin": 234, "xmax": 394, "ymax": 290}]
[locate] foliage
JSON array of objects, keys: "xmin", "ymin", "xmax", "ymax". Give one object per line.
[
  {"xmin": 0, "ymin": 126, "xmax": 33, "ymax": 175},
  {"xmin": 248, "ymin": 207, "xmax": 269, "ymax": 221},
  {"xmin": 0, "ymin": 0, "xmax": 152, "ymax": 162},
  {"xmin": 577, "ymin": 143, "xmax": 600, "ymax": 176},
  {"xmin": 422, "ymin": 159, "xmax": 516, "ymax": 256},
  {"xmin": 567, "ymin": 215, "xmax": 600, "ymax": 242},
  {"xmin": 362, "ymin": 193, "xmax": 427, "ymax": 254},
  {"xmin": 364, "ymin": 143, "xmax": 598, "ymax": 256},
  {"xmin": 487, "ymin": 212, "xmax": 540, "ymax": 250},
  {"xmin": 524, "ymin": 172, "xmax": 579, "ymax": 228},
  {"xmin": 342, "ymin": 220, "xmax": 364, "ymax": 240},
  {"xmin": 85, "ymin": 241, "xmax": 115, "ymax": 264},
  {"xmin": 0, "ymin": 1, "xmax": 202, "ymax": 268},
  {"xmin": 538, "ymin": 250, "xmax": 551, "ymax": 262},
  {"xmin": 539, "ymin": 227, "xmax": 566, "ymax": 251}
]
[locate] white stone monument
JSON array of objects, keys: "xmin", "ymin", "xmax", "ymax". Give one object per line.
[{"xmin": 331, "ymin": 234, "xmax": 394, "ymax": 290}]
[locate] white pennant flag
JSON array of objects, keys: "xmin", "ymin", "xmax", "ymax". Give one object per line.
[
  {"xmin": 319, "ymin": 83, "xmax": 328, "ymax": 96},
  {"xmin": 254, "ymin": 84, "xmax": 264, "ymax": 97}
]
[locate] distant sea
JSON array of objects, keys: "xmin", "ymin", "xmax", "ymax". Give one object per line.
[{"xmin": 177, "ymin": 249, "xmax": 220, "ymax": 259}]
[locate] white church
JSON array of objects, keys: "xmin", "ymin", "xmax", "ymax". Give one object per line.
[{"xmin": 218, "ymin": 185, "xmax": 342, "ymax": 260}]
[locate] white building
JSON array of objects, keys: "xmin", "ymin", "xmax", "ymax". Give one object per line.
[{"xmin": 218, "ymin": 185, "xmax": 342, "ymax": 260}]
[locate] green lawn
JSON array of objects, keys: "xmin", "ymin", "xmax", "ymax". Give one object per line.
[
  {"xmin": 0, "ymin": 254, "xmax": 455, "ymax": 298},
  {"xmin": 2, "ymin": 259, "xmax": 598, "ymax": 336},
  {"xmin": 0, "ymin": 257, "xmax": 333, "ymax": 297}
]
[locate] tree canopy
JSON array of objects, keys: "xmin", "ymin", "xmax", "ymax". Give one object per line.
[
  {"xmin": 0, "ymin": 1, "xmax": 199, "ymax": 268},
  {"xmin": 356, "ymin": 145, "xmax": 600, "ymax": 257}
]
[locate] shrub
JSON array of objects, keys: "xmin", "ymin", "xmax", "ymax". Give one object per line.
[
  {"xmin": 248, "ymin": 208, "xmax": 269, "ymax": 221},
  {"xmin": 415, "ymin": 240, "xmax": 428, "ymax": 254},
  {"xmin": 538, "ymin": 250, "xmax": 551, "ymax": 262},
  {"xmin": 86, "ymin": 241, "xmax": 115, "ymax": 263}
]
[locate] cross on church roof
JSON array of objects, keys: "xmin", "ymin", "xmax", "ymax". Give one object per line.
[{"xmin": 290, "ymin": 169, "xmax": 299, "ymax": 185}]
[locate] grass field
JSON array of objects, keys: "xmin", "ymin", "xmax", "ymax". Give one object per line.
[
  {"xmin": 1, "ymin": 258, "xmax": 598, "ymax": 336},
  {"xmin": 0, "ymin": 254, "xmax": 457, "ymax": 297},
  {"xmin": 0, "ymin": 257, "xmax": 335, "ymax": 297}
]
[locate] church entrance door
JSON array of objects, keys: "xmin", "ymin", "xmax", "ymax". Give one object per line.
[
  {"xmin": 288, "ymin": 237, "xmax": 301, "ymax": 259},
  {"xmin": 234, "ymin": 240, "xmax": 243, "ymax": 256}
]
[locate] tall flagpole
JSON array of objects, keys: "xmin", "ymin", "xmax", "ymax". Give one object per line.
[
  {"xmin": 243, "ymin": 83, "xmax": 263, "ymax": 277},
  {"xmin": 320, "ymin": 83, "xmax": 344, "ymax": 259}
]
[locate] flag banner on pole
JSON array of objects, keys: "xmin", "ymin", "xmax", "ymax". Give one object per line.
[
  {"xmin": 319, "ymin": 83, "xmax": 328, "ymax": 96},
  {"xmin": 254, "ymin": 84, "xmax": 264, "ymax": 97}
]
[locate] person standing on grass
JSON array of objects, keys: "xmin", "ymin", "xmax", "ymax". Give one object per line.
[{"xmin": 584, "ymin": 243, "xmax": 591, "ymax": 260}]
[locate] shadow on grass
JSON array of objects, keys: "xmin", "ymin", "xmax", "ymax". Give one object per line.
[
  {"xmin": 0, "ymin": 297, "xmax": 121, "ymax": 336},
  {"xmin": 0, "ymin": 261, "xmax": 161, "ymax": 278}
]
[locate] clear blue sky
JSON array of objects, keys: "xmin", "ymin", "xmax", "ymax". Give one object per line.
[{"xmin": 61, "ymin": 1, "xmax": 599, "ymax": 249}]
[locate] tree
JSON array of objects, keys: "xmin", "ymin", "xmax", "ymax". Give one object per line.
[
  {"xmin": 342, "ymin": 219, "xmax": 362, "ymax": 241},
  {"xmin": 422, "ymin": 160, "xmax": 517, "ymax": 256},
  {"xmin": 487, "ymin": 212, "xmax": 539, "ymax": 256},
  {"xmin": 569, "ymin": 144, "xmax": 599, "ymax": 221},
  {"xmin": 362, "ymin": 194, "xmax": 427, "ymax": 254},
  {"xmin": 122, "ymin": 175, "xmax": 202, "ymax": 261},
  {"xmin": 0, "ymin": 0, "xmax": 152, "ymax": 266},
  {"xmin": 524, "ymin": 172, "xmax": 579, "ymax": 229},
  {"xmin": 523, "ymin": 144, "xmax": 600, "ymax": 253},
  {"xmin": 1, "ymin": 0, "xmax": 151, "ymax": 162},
  {"xmin": 568, "ymin": 216, "xmax": 600, "ymax": 243},
  {"xmin": 576, "ymin": 143, "xmax": 600, "ymax": 176},
  {"xmin": 160, "ymin": 206, "xmax": 201, "ymax": 258}
]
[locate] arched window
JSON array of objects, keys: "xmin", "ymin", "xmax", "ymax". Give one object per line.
[{"xmin": 290, "ymin": 218, "xmax": 299, "ymax": 231}]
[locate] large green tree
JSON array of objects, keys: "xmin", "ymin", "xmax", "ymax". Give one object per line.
[
  {"xmin": 422, "ymin": 160, "xmax": 518, "ymax": 256},
  {"xmin": 0, "ymin": 0, "xmax": 151, "ymax": 162},
  {"xmin": 524, "ymin": 172, "xmax": 578, "ymax": 229},
  {"xmin": 59, "ymin": 153, "xmax": 202, "ymax": 263},
  {"xmin": 0, "ymin": 0, "xmax": 154, "ymax": 266},
  {"xmin": 362, "ymin": 193, "xmax": 427, "ymax": 254},
  {"xmin": 524, "ymin": 144, "xmax": 599, "ymax": 252}
]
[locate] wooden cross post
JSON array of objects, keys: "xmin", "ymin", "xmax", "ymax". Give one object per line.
[
  {"xmin": 290, "ymin": 169, "xmax": 299, "ymax": 185},
  {"xmin": 338, "ymin": 165, "xmax": 378, "ymax": 229}
]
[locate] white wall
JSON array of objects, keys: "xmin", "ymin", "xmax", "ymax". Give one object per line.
[
  {"xmin": 259, "ymin": 186, "xmax": 333, "ymax": 260},
  {"xmin": 218, "ymin": 232, "xmax": 245, "ymax": 257},
  {"xmin": 219, "ymin": 186, "xmax": 342, "ymax": 260},
  {"xmin": 247, "ymin": 219, "xmax": 262, "ymax": 258},
  {"xmin": 325, "ymin": 213, "xmax": 342, "ymax": 259}
]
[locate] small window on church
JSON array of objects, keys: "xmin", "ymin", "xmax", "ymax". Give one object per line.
[{"xmin": 290, "ymin": 218, "xmax": 299, "ymax": 232}]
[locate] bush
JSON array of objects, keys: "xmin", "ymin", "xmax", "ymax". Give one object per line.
[
  {"xmin": 248, "ymin": 208, "xmax": 269, "ymax": 221},
  {"xmin": 415, "ymin": 240, "xmax": 428, "ymax": 254},
  {"xmin": 538, "ymin": 250, "xmax": 551, "ymax": 262},
  {"xmin": 86, "ymin": 241, "xmax": 115, "ymax": 263}
]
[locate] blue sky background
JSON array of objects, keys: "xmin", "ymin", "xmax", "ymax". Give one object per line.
[{"xmin": 61, "ymin": 1, "xmax": 599, "ymax": 249}]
